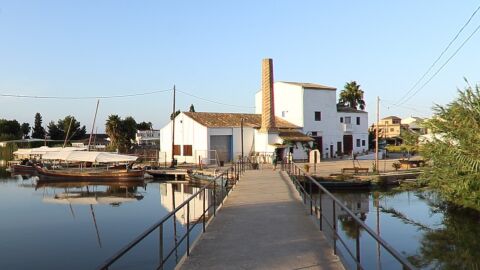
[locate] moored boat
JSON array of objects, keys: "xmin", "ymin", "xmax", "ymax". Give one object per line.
[
  {"xmin": 35, "ymin": 166, "xmax": 144, "ymax": 181},
  {"xmin": 36, "ymin": 151, "xmax": 144, "ymax": 182}
]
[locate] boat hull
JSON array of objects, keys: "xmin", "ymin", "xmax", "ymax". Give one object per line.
[
  {"xmin": 11, "ymin": 164, "xmax": 37, "ymax": 175},
  {"xmin": 35, "ymin": 166, "xmax": 144, "ymax": 182}
]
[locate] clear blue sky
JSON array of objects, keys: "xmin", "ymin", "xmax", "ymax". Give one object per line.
[{"xmin": 1, "ymin": 1, "xmax": 479, "ymax": 132}]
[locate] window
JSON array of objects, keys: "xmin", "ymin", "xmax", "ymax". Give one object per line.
[
  {"xmin": 356, "ymin": 117, "xmax": 360, "ymax": 125},
  {"xmin": 340, "ymin": 117, "xmax": 343, "ymax": 123},
  {"xmin": 362, "ymin": 140, "xmax": 366, "ymax": 146},
  {"xmin": 173, "ymin": 145, "xmax": 181, "ymax": 155},
  {"xmin": 282, "ymin": 111, "xmax": 287, "ymax": 117},
  {"xmin": 390, "ymin": 128, "xmax": 394, "ymax": 132},
  {"xmin": 356, "ymin": 139, "xmax": 361, "ymax": 147},
  {"xmin": 345, "ymin": 117, "xmax": 351, "ymax": 124},
  {"xmin": 314, "ymin": 111, "xmax": 321, "ymax": 121},
  {"xmin": 311, "ymin": 131, "xmax": 317, "ymax": 137},
  {"xmin": 183, "ymin": 145, "xmax": 192, "ymax": 156}
]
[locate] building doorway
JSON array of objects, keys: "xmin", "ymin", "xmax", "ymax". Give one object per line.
[{"xmin": 343, "ymin": 135, "xmax": 353, "ymax": 155}]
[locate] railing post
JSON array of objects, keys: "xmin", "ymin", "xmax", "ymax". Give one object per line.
[
  {"xmin": 159, "ymin": 223, "xmax": 164, "ymax": 269},
  {"xmin": 332, "ymin": 200, "xmax": 337, "ymax": 255},
  {"xmin": 309, "ymin": 178, "xmax": 313, "ymax": 215},
  {"xmin": 221, "ymin": 175, "xmax": 224, "ymax": 203},
  {"xmin": 303, "ymin": 173, "xmax": 307, "ymax": 204},
  {"xmin": 356, "ymin": 223, "xmax": 361, "ymax": 270},
  {"xmin": 203, "ymin": 188, "xmax": 206, "ymax": 232},
  {"xmin": 319, "ymin": 191, "xmax": 323, "ymax": 231},
  {"xmin": 213, "ymin": 181, "xmax": 217, "ymax": 216},
  {"xmin": 186, "ymin": 201, "xmax": 190, "ymax": 256}
]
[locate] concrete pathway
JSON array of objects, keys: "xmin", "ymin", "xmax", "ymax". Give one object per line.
[{"xmin": 178, "ymin": 169, "xmax": 344, "ymax": 270}]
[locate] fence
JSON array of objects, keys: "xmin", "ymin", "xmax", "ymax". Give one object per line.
[
  {"xmin": 97, "ymin": 161, "xmax": 248, "ymax": 270},
  {"xmin": 285, "ymin": 162, "xmax": 415, "ymax": 270}
]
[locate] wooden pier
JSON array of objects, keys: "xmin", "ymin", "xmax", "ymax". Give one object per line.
[{"xmin": 178, "ymin": 169, "xmax": 344, "ymax": 270}]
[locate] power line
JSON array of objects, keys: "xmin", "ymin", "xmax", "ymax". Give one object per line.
[
  {"xmin": 176, "ymin": 89, "xmax": 255, "ymax": 109},
  {"xmin": 395, "ymin": 4, "xmax": 480, "ymax": 105},
  {"xmin": 0, "ymin": 89, "xmax": 172, "ymax": 99},
  {"xmin": 398, "ymin": 21, "xmax": 480, "ymax": 106}
]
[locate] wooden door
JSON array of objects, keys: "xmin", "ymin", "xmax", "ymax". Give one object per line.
[
  {"xmin": 314, "ymin": 136, "xmax": 323, "ymax": 155},
  {"xmin": 343, "ymin": 135, "xmax": 353, "ymax": 155}
]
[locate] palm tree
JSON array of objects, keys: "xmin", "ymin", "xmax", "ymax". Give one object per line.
[
  {"xmin": 105, "ymin": 115, "xmax": 121, "ymax": 150},
  {"xmin": 339, "ymin": 81, "xmax": 365, "ymax": 110}
]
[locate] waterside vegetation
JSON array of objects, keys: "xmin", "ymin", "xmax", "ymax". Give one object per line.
[{"xmin": 422, "ymin": 84, "xmax": 480, "ymax": 210}]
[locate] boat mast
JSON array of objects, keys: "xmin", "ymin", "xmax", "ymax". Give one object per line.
[
  {"xmin": 63, "ymin": 118, "xmax": 73, "ymax": 148},
  {"xmin": 88, "ymin": 99, "xmax": 100, "ymax": 151},
  {"xmin": 170, "ymin": 85, "xmax": 176, "ymax": 168}
]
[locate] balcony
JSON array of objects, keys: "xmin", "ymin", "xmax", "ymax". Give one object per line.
[{"xmin": 342, "ymin": 123, "xmax": 353, "ymax": 132}]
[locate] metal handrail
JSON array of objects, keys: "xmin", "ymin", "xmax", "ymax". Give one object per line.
[
  {"xmin": 97, "ymin": 160, "xmax": 247, "ymax": 270},
  {"xmin": 286, "ymin": 162, "xmax": 415, "ymax": 270}
]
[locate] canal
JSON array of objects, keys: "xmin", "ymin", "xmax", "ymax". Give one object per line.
[
  {"xmin": 1, "ymin": 169, "xmax": 479, "ymax": 269},
  {"xmin": 0, "ymin": 170, "xmax": 215, "ymax": 270}
]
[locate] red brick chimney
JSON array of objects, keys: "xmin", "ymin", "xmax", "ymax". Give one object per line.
[{"xmin": 260, "ymin": 58, "xmax": 276, "ymax": 133}]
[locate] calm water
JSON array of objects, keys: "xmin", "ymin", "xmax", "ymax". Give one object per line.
[
  {"xmin": 1, "ymin": 171, "xmax": 480, "ymax": 270},
  {"xmin": 323, "ymin": 189, "xmax": 480, "ymax": 270},
  {"xmin": 0, "ymin": 171, "xmax": 214, "ymax": 270}
]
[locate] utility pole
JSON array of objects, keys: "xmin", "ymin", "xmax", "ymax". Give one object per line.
[
  {"xmin": 375, "ymin": 96, "xmax": 380, "ymax": 173},
  {"xmin": 241, "ymin": 118, "xmax": 244, "ymax": 162},
  {"xmin": 170, "ymin": 85, "xmax": 176, "ymax": 168}
]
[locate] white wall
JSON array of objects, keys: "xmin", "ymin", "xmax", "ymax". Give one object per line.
[
  {"xmin": 338, "ymin": 112, "xmax": 369, "ymax": 154},
  {"xmin": 160, "ymin": 113, "xmax": 208, "ymax": 164}
]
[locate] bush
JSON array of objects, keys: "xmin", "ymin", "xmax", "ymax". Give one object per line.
[{"xmin": 392, "ymin": 162, "xmax": 401, "ymax": 171}]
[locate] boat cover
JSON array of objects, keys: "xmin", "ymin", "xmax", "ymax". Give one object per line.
[{"xmin": 42, "ymin": 151, "xmax": 138, "ymax": 163}]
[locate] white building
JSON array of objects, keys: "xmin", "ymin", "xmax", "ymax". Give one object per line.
[
  {"xmin": 135, "ymin": 129, "xmax": 160, "ymax": 146},
  {"xmin": 159, "ymin": 58, "xmax": 369, "ymax": 164},
  {"xmin": 255, "ymin": 81, "xmax": 368, "ymax": 158},
  {"xmin": 159, "ymin": 112, "xmax": 311, "ymax": 164}
]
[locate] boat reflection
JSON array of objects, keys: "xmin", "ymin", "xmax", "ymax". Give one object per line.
[{"xmin": 36, "ymin": 181, "xmax": 147, "ymax": 206}]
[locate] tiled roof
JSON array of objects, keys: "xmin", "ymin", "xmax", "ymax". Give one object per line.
[
  {"xmin": 183, "ymin": 112, "xmax": 299, "ymax": 129},
  {"xmin": 337, "ymin": 105, "xmax": 367, "ymax": 113},
  {"xmin": 278, "ymin": 130, "xmax": 314, "ymax": 142},
  {"xmin": 382, "ymin": 116, "xmax": 401, "ymax": 120},
  {"xmin": 279, "ymin": 81, "xmax": 336, "ymax": 91}
]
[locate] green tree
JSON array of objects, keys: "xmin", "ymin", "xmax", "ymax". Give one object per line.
[
  {"xmin": 106, "ymin": 115, "xmax": 122, "ymax": 151},
  {"xmin": 121, "ymin": 116, "xmax": 137, "ymax": 151},
  {"xmin": 339, "ymin": 81, "xmax": 365, "ymax": 110},
  {"xmin": 31, "ymin": 113, "xmax": 46, "ymax": 139},
  {"xmin": 105, "ymin": 115, "xmax": 137, "ymax": 153},
  {"xmin": 47, "ymin": 116, "xmax": 87, "ymax": 141},
  {"xmin": 422, "ymin": 84, "xmax": 480, "ymax": 210},
  {"xmin": 170, "ymin": 110, "xmax": 181, "ymax": 120},
  {"xmin": 47, "ymin": 121, "xmax": 63, "ymax": 140},
  {"xmin": 136, "ymin": 121, "xmax": 152, "ymax": 130},
  {"xmin": 0, "ymin": 119, "xmax": 22, "ymax": 141},
  {"xmin": 189, "ymin": 104, "xmax": 195, "ymax": 112},
  {"xmin": 21, "ymin": 123, "xmax": 31, "ymax": 139}
]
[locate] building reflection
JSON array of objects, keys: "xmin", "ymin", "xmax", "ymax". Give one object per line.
[{"xmin": 160, "ymin": 182, "xmax": 212, "ymax": 226}]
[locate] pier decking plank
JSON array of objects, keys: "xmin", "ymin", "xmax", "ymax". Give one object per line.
[{"xmin": 178, "ymin": 169, "xmax": 344, "ymax": 270}]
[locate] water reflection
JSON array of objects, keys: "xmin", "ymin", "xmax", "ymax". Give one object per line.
[
  {"xmin": 0, "ymin": 174, "xmax": 214, "ymax": 270},
  {"xmin": 36, "ymin": 181, "xmax": 146, "ymax": 206}
]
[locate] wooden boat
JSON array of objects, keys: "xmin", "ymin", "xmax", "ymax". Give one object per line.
[
  {"xmin": 35, "ymin": 165, "xmax": 144, "ymax": 181},
  {"xmin": 11, "ymin": 164, "xmax": 37, "ymax": 175}
]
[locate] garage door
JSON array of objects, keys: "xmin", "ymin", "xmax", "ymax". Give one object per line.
[{"xmin": 210, "ymin": 135, "xmax": 232, "ymax": 163}]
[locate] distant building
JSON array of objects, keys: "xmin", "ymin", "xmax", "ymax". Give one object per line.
[
  {"xmin": 401, "ymin": 116, "xmax": 427, "ymax": 134},
  {"xmin": 135, "ymin": 129, "xmax": 160, "ymax": 146},
  {"xmin": 81, "ymin": 134, "xmax": 109, "ymax": 151}
]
